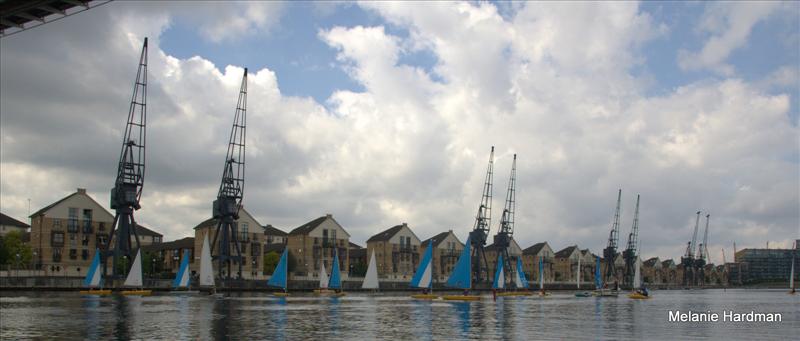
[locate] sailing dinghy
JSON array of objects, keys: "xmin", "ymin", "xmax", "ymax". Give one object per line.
[
  {"xmin": 268, "ymin": 248, "xmax": 290, "ymax": 296},
  {"xmin": 410, "ymin": 244, "xmax": 437, "ymax": 299},
  {"xmin": 789, "ymin": 244, "xmax": 796, "ymax": 295},
  {"xmin": 313, "ymin": 256, "xmax": 332, "ymax": 294},
  {"xmin": 170, "ymin": 249, "xmax": 198, "ymax": 294},
  {"xmin": 537, "ymin": 257, "xmax": 550, "ymax": 297},
  {"xmin": 628, "ymin": 258, "xmax": 650, "ymax": 299},
  {"xmin": 198, "ymin": 234, "xmax": 217, "ymax": 295},
  {"xmin": 575, "ymin": 255, "xmax": 591, "ymax": 297},
  {"xmin": 362, "ymin": 250, "xmax": 380, "ymax": 292},
  {"xmin": 442, "ymin": 236, "xmax": 481, "ymax": 301},
  {"xmin": 121, "ymin": 249, "xmax": 151, "ymax": 296},
  {"xmin": 80, "ymin": 248, "xmax": 112, "ymax": 295},
  {"xmin": 496, "ymin": 257, "xmax": 533, "ymax": 296}
]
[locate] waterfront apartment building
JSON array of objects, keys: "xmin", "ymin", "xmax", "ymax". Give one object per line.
[
  {"xmin": 264, "ymin": 224, "xmax": 287, "ymax": 245},
  {"xmin": 484, "ymin": 237, "xmax": 523, "ymax": 281},
  {"xmin": 366, "ymin": 223, "xmax": 421, "ymax": 280},
  {"xmin": 286, "ymin": 214, "xmax": 350, "ymax": 279},
  {"xmin": 28, "ymin": 188, "xmax": 162, "ymax": 276},
  {"xmin": 642, "ymin": 257, "xmax": 662, "ymax": 284},
  {"xmin": 420, "ymin": 230, "xmax": 464, "ymax": 282},
  {"xmin": 192, "ymin": 207, "xmax": 266, "ymax": 279},
  {"xmin": 143, "ymin": 237, "xmax": 194, "ymax": 275},
  {"xmin": 553, "ymin": 245, "xmax": 582, "ymax": 282},
  {"xmin": 0, "ymin": 212, "xmax": 29, "ymax": 236},
  {"xmin": 734, "ymin": 241, "xmax": 799, "ymax": 284},
  {"xmin": 522, "ymin": 242, "xmax": 555, "ymax": 284}
]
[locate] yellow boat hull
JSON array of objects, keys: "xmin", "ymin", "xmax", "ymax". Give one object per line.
[
  {"xmin": 442, "ymin": 295, "xmax": 481, "ymax": 301},
  {"xmin": 273, "ymin": 292, "xmax": 290, "ymax": 297},
  {"xmin": 411, "ymin": 294, "xmax": 439, "ymax": 299},
  {"xmin": 80, "ymin": 289, "xmax": 113, "ymax": 296},
  {"xmin": 497, "ymin": 291, "xmax": 533, "ymax": 297},
  {"xmin": 628, "ymin": 293, "xmax": 650, "ymax": 299},
  {"xmin": 314, "ymin": 289, "xmax": 335, "ymax": 294},
  {"xmin": 121, "ymin": 290, "xmax": 152, "ymax": 296}
]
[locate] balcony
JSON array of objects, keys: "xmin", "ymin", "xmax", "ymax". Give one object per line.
[
  {"xmin": 82, "ymin": 221, "xmax": 93, "ymax": 234},
  {"xmin": 67, "ymin": 220, "xmax": 78, "ymax": 233},
  {"xmin": 441, "ymin": 249, "xmax": 459, "ymax": 258},
  {"xmin": 238, "ymin": 233, "xmax": 250, "ymax": 243}
]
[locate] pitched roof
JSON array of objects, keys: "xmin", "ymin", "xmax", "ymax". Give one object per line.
[
  {"xmin": 644, "ymin": 257, "xmax": 661, "ymax": 267},
  {"xmin": 349, "ymin": 241, "xmax": 363, "ymax": 249},
  {"xmin": 523, "ymin": 242, "xmax": 548, "ymax": 255},
  {"xmin": 263, "ymin": 224, "xmax": 287, "ymax": 236},
  {"xmin": 193, "ymin": 208, "xmax": 260, "ymax": 230},
  {"xmin": 29, "ymin": 188, "xmax": 111, "ymax": 219},
  {"xmin": 555, "ymin": 245, "xmax": 578, "ymax": 258},
  {"xmin": 143, "ymin": 237, "xmax": 193, "ymax": 252},
  {"xmin": 661, "ymin": 259, "xmax": 676, "ymax": 267},
  {"xmin": 288, "ymin": 216, "xmax": 328, "ymax": 235},
  {"xmin": 0, "ymin": 212, "xmax": 29, "ymax": 228},
  {"xmin": 366, "ymin": 224, "xmax": 407, "ymax": 243},
  {"xmin": 135, "ymin": 224, "xmax": 162, "ymax": 237},
  {"xmin": 421, "ymin": 231, "xmax": 451, "ymax": 248}
]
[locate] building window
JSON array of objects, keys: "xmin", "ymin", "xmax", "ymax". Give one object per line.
[
  {"xmin": 53, "ymin": 219, "xmax": 62, "ymax": 229},
  {"xmin": 251, "ymin": 243, "xmax": 261, "ymax": 256},
  {"xmin": 82, "ymin": 249, "xmax": 89, "ymax": 260},
  {"xmin": 82, "ymin": 235, "xmax": 90, "ymax": 246},
  {"xmin": 99, "ymin": 222, "xmax": 105, "ymax": 231},
  {"xmin": 154, "ymin": 236, "xmax": 161, "ymax": 243},
  {"xmin": 96, "ymin": 234, "xmax": 108, "ymax": 248},
  {"xmin": 68, "ymin": 208, "xmax": 78, "ymax": 233},
  {"xmin": 69, "ymin": 249, "xmax": 77, "ymax": 260},
  {"xmin": 82, "ymin": 209, "xmax": 93, "ymax": 233},
  {"xmin": 267, "ymin": 235, "xmax": 274, "ymax": 244},
  {"xmin": 69, "ymin": 233, "xmax": 77, "ymax": 246},
  {"xmin": 52, "ymin": 248, "xmax": 62, "ymax": 262},
  {"xmin": 52, "ymin": 231, "xmax": 65, "ymax": 246},
  {"xmin": 240, "ymin": 242, "xmax": 247, "ymax": 254}
]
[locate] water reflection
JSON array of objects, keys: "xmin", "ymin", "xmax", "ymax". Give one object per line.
[
  {"xmin": 411, "ymin": 300, "xmax": 433, "ymax": 341},
  {"xmin": 81, "ymin": 295, "xmax": 101, "ymax": 340},
  {"xmin": 451, "ymin": 302, "xmax": 471, "ymax": 338},
  {"xmin": 112, "ymin": 295, "xmax": 130, "ymax": 340},
  {"xmin": 212, "ymin": 297, "xmax": 232, "ymax": 340}
]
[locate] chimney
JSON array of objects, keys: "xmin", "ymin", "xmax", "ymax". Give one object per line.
[
  {"xmin": 77, "ymin": 188, "xmax": 87, "ymax": 194},
  {"xmin": 402, "ymin": 222, "xmax": 407, "ymax": 227},
  {"xmin": 326, "ymin": 213, "xmax": 332, "ymax": 218}
]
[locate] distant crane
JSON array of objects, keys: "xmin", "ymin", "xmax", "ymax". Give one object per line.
[
  {"xmin": 602, "ymin": 189, "xmax": 622, "ymax": 289},
  {"xmin": 622, "ymin": 194, "xmax": 640, "ymax": 289},
  {"xmin": 469, "ymin": 147, "xmax": 494, "ymax": 285},
  {"xmin": 104, "ymin": 37, "xmax": 148, "ymax": 279},
  {"xmin": 492, "ymin": 154, "xmax": 516, "ymax": 288},
  {"xmin": 209, "ymin": 68, "xmax": 248, "ymax": 281},
  {"xmin": 681, "ymin": 211, "xmax": 701, "ymax": 287},
  {"xmin": 696, "ymin": 214, "xmax": 710, "ymax": 286}
]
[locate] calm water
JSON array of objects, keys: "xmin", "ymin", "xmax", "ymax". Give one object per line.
[{"xmin": 1, "ymin": 289, "xmax": 797, "ymax": 340}]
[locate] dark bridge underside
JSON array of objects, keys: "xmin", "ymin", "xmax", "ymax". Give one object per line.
[{"xmin": 0, "ymin": 0, "xmax": 107, "ymax": 37}]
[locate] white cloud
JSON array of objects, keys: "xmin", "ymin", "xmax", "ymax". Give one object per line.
[
  {"xmin": 0, "ymin": 1, "xmax": 797, "ymax": 268},
  {"xmin": 677, "ymin": 2, "xmax": 781, "ymax": 75}
]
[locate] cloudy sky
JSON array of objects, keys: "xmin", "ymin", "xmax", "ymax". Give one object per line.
[{"xmin": 1, "ymin": 1, "xmax": 798, "ymax": 264}]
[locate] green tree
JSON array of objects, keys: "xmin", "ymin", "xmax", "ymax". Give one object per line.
[
  {"xmin": 351, "ymin": 261, "xmax": 367, "ymax": 277},
  {"xmin": 0, "ymin": 235, "xmax": 8, "ymax": 265},
  {"xmin": 263, "ymin": 251, "xmax": 280, "ymax": 275},
  {"xmin": 2, "ymin": 231, "xmax": 32, "ymax": 267}
]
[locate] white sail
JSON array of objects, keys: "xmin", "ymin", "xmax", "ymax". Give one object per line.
[
  {"xmin": 89, "ymin": 264, "xmax": 102, "ymax": 287},
  {"xmin": 199, "ymin": 234, "xmax": 214, "ymax": 287},
  {"xmin": 514, "ymin": 268, "xmax": 523, "ymax": 289},
  {"xmin": 496, "ymin": 265, "xmax": 505, "ymax": 289},
  {"xmin": 419, "ymin": 261, "xmax": 432, "ymax": 288},
  {"xmin": 123, "ymin": 249, "xmax": 143, "ymax": 287},
  {"xmin": 633, "ymin": 258, "xmax": 642, "ymax": 289},
  {"xmin": 362, "ymin": 250, "xmax": 379, "ymax": 289},
  {"xmin": 539, "ymin": 268, "xmax": 544, "ymax": 290},
  {"xmin": 576, "ymin": 256, "xmax": 581, "ymax": 289},
  {"xmin": 319, "ymin": 260, "xmax": 328, "ymax": 289},
  {"xmin": 178, "ymin": 263, "xmax": 191, "ymax": 288}
]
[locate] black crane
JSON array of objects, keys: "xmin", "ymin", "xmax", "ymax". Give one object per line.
[
  {"xmin": 681, "ymin": 211, "xmax": 701, "ymax": 287},
  {"xmin": 469, "ymin": 147, "xmax": 494, "ymax": 285},
  {"xmin": 209, "ymin": 68, "xmax": 248, "ymax": 281},
  {"xmin": 696, "ymin": 214, "xmax": 710, "ymax": 286},
  {"xmin": 622, "ymin": 194, "xmax": 640, "ymax": 289},
  {"xmin": 104, "ymin": 37, "xmax": 148, "ymax": 279},
  {"xmin": 492, "ymin": 154, "xmax": 516, "ymax": 288},
  {"xmin": 602, "ymin": 189, "xmax": 622, "ymax": 289}
]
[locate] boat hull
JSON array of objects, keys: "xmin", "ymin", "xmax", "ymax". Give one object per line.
[
  {"xmin": 79, "ymin": 289, "xmax": 112, "ymax": 296},
  {"xmin": 411, "ymin": 294, "xmax": 439, "ymax": 299},
  {"xmin": 121, "ymin": 290, "xmax": 152, "ymax": 296},
  {"xmin": 442, "ymin": 295, "xmax": 481, "ymax": 301},
  {"xmin": 628, "ymin": 293, "xmax": 650, "ymax": 299},
  {"xmin": 169, "ymin": 290, "xmax": 200, "ymax": 295},
  {"xmin": 574, "ymin": 292, "xmax": 592, "ymax": 297},
  {"xmin": 496, "ymin": 291, "xmax": 533, "ymax": 297},
  {"xmin": 273, "ymin": 292, "xmax": 290, "ymax": 297},
  {"xmin": 593, "ymin": 290, "xmax": 619, "ymax": 297}
]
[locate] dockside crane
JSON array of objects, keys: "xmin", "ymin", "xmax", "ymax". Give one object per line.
[
  {"xmin": 602, "ymin": 189, "xmax": 622, "ymax": 289},
  {"xmin": 493, "ymin": 154, "xmax": 516, "ymax": 288},
  {"xmin": 209, "ymin": 68, "xmax": 248, "ymax": 281},
  {"xmin": 681, "ymin": 211, "xmax": 701, "ymax": 287},
  {"xmin": 696, "ymin": 214, "xmax": 710, "ymax": 286},
  {"xmin": 104, "ymin": 38, "xmax": 148, "ymax": 279},
  {"xmin": 622, "ymin": 194, "xmax": 640, "ymax": 289},
  {"xmin": 469, "ymin": 147, "xmax": 494, "ymax": 285}
]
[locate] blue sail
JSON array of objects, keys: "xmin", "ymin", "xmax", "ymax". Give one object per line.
[
  {"xmin": 268, "ymin": 249, "xmax": 289, "ymax": 290},
  {"xmin": 595, "ymin": 256, "xmax": 602, "ymax": 289},
  {"xmin": 516, "ymin": 257, "xmax": 529, "ymax": 288},
  {"xmin": 446, "ymin": 236, "xmax": 472, "ymax": 289},
  {"xmin": 410, "ymin": 244, "xmax": 433, "ymax": 288},
  {"xmin": 492, "ymin": 253, "xmax": 505, "ymax": 289},
  {"xmin": 328, "ymin": 249, "xmax": 342, "ymax": 289},
  {"xmin": 83, "ymin": 248, "xmax": 102, "ymax": 287},
  {"xmin": 172, "ymin": 249, "xmax": 191, "ymax": 288}
]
